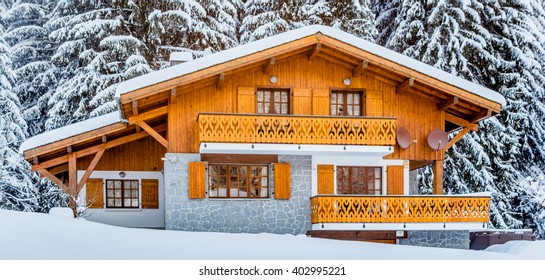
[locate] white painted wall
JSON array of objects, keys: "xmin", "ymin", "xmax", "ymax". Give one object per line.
[{"xmin": 77, "ymin": 170, "xmax": 165, "ymax": 228}]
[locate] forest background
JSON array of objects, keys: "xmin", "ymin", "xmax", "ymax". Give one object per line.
[{"xmin": 1, "ymin": 0, "xmax": 544, "ymax": 238}]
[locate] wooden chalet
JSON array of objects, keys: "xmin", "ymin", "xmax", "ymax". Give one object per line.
[{"xmin": 21, "ymin": 26, "xmax": 504, "ymax": 243}]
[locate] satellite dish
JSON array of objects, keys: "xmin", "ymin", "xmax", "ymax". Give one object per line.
[
  {"xmin": 427, "ymin": 128, "xmax": 448, "ymax": 150},
  {"xmin": 396, "ymin": 127, "xmax": 411, "ymax": 149}
]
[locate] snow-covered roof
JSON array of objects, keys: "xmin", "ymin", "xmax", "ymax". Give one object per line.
[
  {"xmin": 19, "ymin": 111, "xmax": 123, "ymax": 153},
  {"xmin": 116, "ymin": 25, "xmax": 506, "ymax": 106}
]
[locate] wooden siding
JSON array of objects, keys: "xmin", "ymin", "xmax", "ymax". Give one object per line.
[
  {"xmin": 387, "ymin": 165, "xmax": 404, "ymax": 195},
  {"xmin": 273, "ymin": 163, "xmax": 291, "ymax": 199},
  {"xmin": 167, "ymin": 55, "xmax": 445, "ymax": 161},
  {"xmin": 141, "ymin": 179, "xmax": 159, "ymax": 209},
  {"xmin": 77, "ymin": 136, "xmax": 165, "ymax": 171},
  {"xmin": 85, "ymin": 178, "xmax": 103, "ymax": 208},
  {"xmin": 317, "ymin": 164, "xmax": 334, "ymax": 194},
  {"xmin": 188, "ymin": 161, "xmax": 206, "ymax": 199}
]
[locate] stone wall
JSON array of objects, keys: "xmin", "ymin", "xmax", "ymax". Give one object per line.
[
  {"xmin": 399, "ymin": 230, "xmax": 470, "ymax": 249},
  {"xmin": 164, "ymin": 153, "xmax": 312, "ymax": 234}
]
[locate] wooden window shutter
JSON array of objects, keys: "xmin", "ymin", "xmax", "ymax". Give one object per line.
[
  {"xmin": 237, "ymin": 87, "xmax": 256, "ymax": 113},
  {"xmin": 188, "ymin": 161, "xmax": 206, "ymax": 199},
  {"xmin": 86, "ymin": 178, "xmax": 104, "ymax": 208},
  {"xmin": 387, "ymin": 165, "xmax": 404, "ymax": 195},
  {"xmin": 274, "ymin": 163, "xmax": 290, "ymax": 199},
  {"xmin": 292, "ymin": 88, "xmax": 312, "ymax": 115},
  {"xmin": 312, "ymin": 88, "xmax": 330, "ymax": 115},
  {"xmin": 365, "ymin": 90, "xmax": 383, "ymax": 116},
  {"xmin": 141, "ymin": 179, "xmax": 159, "ymax": 209},
  {"xmin": 317, "ymin": 165, "xmax": 334, "ymax": 194}
]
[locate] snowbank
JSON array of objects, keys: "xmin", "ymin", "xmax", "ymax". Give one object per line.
[{"xmin": 0, "ymin": 209, "xmax": 540, "ymax": 260}]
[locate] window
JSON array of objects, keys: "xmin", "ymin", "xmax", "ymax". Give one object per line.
[
  {"xmin": 106, "ymin": 179, "xmax": 139, "ymax": 208},
  {"xmin": 336, "ymin": 166, "xmax": 382, "ymax": 195},
  {"xmin": 331, "ymin": 91, "xmax": 364, "ymax": 116},
  {"xmin": 208, "ymin": 164, "xmax": 269, "ymax": 198},
  {"xmin": 257, "ymin": 88, "xmax": 289, "ymax": 114}
]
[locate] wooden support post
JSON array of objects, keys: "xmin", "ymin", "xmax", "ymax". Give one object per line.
[
  {"xmin": 445, "ymin": 113, "xmax": 479, "ymax": 132},
  {"xmin": 433, "ymin": 160, "xmax": 444, "ymax": 195},
  {"xmin": 136, "ymin": 121, "xmax": 169, "ymax": 149},
  {"xmin": 396, "ymin": 78, "xmax": 414, "ymax": 94},
  {"xmin": 352, "ymin": 61, "xmax": 368, "ymax": 77},
  {"xmin": 68, "ymin": 152, "xmax": 77, "ymax": 212},
  {"xmin": 263, "ymin": 57, "xmax": 275, "ymax": 74},
  {"xmin": 77, "ymin": 148, "xmax": 105, "ymax": 193},
  {"xmin": 308, "ymin": 42, "xmax": 321, "ymax": 60}
]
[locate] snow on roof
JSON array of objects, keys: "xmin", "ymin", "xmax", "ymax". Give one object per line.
[
  {"xmin": 19, "ymin": 111, "xmax": 123, "ymax": 154},
  {"xmin": 116, "ymin": 25, "xmax": 506, "ymax": 106}
]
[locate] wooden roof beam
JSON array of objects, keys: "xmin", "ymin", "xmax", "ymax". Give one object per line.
[
  {"xmin": 46, "ymin": 164, "xmax": 68, "ymax": 176},
  {"xmin": 470, "ymin": 109, "xmax": 492, "ymax": 123},
  {"xmin": 216, "ymin": 73, "xmax": 225, "ymax": 89},
  {"xmin": 352, "ymin": 61, "xmax": 368, "ymax": 77},
  {"xmin": 308, "ymin": 42, "xmax": 321, "ymax": 60},
  {"xmin": 396, "ymin": 78, "xmax": 414, "ymax": 94},
  {"xmin": 437, "ymin": 96, "xmax": 459, "ymax": 111},
  {"xmin": 127, "ymin": 106, "xmax": 168, "ymax": 125},
  {"xmin": 132, "ymin": 100, "xmax": 139, "ymax": 116},
  {"xmin": 263, "ymin": 57, "xmax": 275, "ymax": 74},
  {"xmin": 445, "ymin": 113, "xmax": 478, "ymax": 132},
  {"xmin": 136, "ymin": 121, "xmax": 169, "ymax": 149},
  {"xmin": 31, "ymin": 124, "xmax": 167, "ymax": 172}
]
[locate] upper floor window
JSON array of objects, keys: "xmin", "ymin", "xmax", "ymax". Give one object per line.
[
  {"xmin": 336, "ymin": 166, "xmax": 382, "ymax": 195},
  {"xmin": 257, "ymin": 88, "xmax": 289, "ymax": 114},
  {"xmin": 331, "ymin": 91, "xmax": 364, "ymax": 116},
  {"xmin": 208, "ymin": 164, "xmax": 269, "ymax": 198}
]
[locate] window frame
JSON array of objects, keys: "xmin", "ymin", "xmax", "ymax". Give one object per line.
[
  {"xmin": 207, "ymin": 163, "xmax": 270, "ymax": 199},
  {"xmin": 105, "ymin": 179, "xmax": 140, "ymax": 209},
  {"xmin": 330, "ymin": 90, "xmax": 365, "ymax": 116},
  {"xmin": 336, "ymin": 166, "xmax": 382, "ymax": 195},
  {"xmin": 256, "ymin": 88, "xmax": 291, "ymax": 115}
]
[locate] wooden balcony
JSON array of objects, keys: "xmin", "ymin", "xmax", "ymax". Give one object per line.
[
  {"xmin": 310, "ymin": 195, "xmax": 490, "ymax": 224},
  {"xmin": 197, "ymin": 113, "xmax": 396, "ymax": 146}
]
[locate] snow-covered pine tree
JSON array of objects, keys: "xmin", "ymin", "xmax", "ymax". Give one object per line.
[
  {"xmin": 45, "ymin": 0, "xmax": 151, "ymax": 127},
  {"xmin": 2, "ymin": 0, "xmax": 57, "ymax": 136},
  {"xmin": 239, "ymin": 0, "xmax": 291, "ymax": 43},
  {"xmin": 0, "ymin": 13, "xmax": 39, "ymax": 211},
  {"xmin": 144, "ymin": 0, "xmax": 238, "ymax": 68}
]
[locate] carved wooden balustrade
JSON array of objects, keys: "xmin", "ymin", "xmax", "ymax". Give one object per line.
[
  {"xmin": 310, "ymin": 196, "xmax": 490, "ymax": 224},
  {"xmin": 197, "ymin": 113, "xmax": 396, "ymax": 146}
]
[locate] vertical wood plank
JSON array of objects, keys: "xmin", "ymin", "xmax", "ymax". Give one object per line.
[
  {"xmin": 365, "ymin": 90, "xmax": 383, "ymax": 116},
  {"xmin": 273, "ymin": 163, "xmax": 291, "ymax": 199},
  {"xmin": 237, "ymin": 87, "xmax": 256, "ymax": 113},
  {"xmin": 387, "ymin": 166, "xmax": 404, "ymax": 195},
  {"xmin": 312, "ymin": 88, "xmax": 330, "ymax": 115},
  {"xmin": 188, "ymin": 162, "xmax": 206, "ymax": 199},
  {"xmin": 292, "ymin": 88, "xmax": 312, "ymax": 115},
  {"xmin": 317, "ymin": 164, "xmax": 335, "ymax": 194},
  {"xmin": 141, "ymin": 179, "xmax": 159, "ymax": 209},
  {"xmin": 433, "ymin": 160, "xmax": 444, "ymax": 194},
  {"xmin": 85, "ymin": 178, "xmax": 104, "ymax": 208}
]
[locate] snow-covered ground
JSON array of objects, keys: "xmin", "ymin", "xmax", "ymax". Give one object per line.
[{"xmin": 0, "ymin": 209, "xmax": 543, "ymax": 260}]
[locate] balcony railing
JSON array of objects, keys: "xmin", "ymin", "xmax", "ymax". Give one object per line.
[
  {"xmin": 310, "ymin": 195, "xmax": 490, "ymax": 224},
  {"xmin": 197, "ymin": 113, "xmax": 396, "ymax": 146}
]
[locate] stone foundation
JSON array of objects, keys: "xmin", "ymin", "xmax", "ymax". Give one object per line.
[
  {"xmin": 164, "ymin": 153, "xmax": 312, "ymax": 234},
  {"xmin": 399, "ymin": 230, "xmax": 470, "ymax": 249}
]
